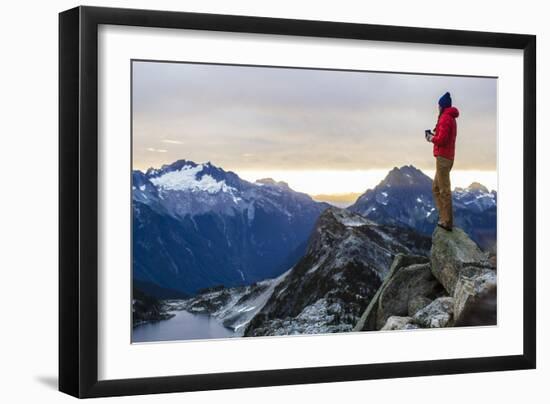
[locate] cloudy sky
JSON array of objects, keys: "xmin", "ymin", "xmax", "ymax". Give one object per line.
[{"xmin": 132, "ymin": 60, "xmax": 497, "ymax": 195}]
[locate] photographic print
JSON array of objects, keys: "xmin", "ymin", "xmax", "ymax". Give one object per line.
[{"xmin": 131, "ymin": 60, "xmax": 497, "ymax": 343}]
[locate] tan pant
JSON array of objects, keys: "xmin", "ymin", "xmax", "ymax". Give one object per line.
[{"xmin": 432, "ymin": 156, "xmax": 454, "ymax": 228}]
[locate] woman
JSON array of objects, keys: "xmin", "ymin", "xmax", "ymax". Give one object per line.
[{"xmin": 425, "ymin": 92, "xmax": 460, "ymax": 232}]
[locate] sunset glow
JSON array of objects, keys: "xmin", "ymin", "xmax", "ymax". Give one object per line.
[{"xmin": 236, "ymin": 169, "xmax": 497, "ymax": 196}]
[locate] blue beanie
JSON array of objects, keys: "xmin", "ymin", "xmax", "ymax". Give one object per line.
[{"xmin": 438, "ymin": 92, "xmax": 452, "ymax": 109}]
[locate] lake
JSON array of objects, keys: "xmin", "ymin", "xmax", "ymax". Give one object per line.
[{"xmin": 132, "ymin": 310, "xmax": 236, "ymax": 343}]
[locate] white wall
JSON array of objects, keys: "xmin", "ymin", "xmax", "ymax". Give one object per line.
[{"xmin": 0, "ymin": 0, "xmax": 545, "ymax": 402}]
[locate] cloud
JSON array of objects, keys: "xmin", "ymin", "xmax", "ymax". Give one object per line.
[{"xmin": 132, "ymin": 61, "xmax": 497, "ymax": 172}]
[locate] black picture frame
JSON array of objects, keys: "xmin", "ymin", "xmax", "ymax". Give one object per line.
[{"xmin": 59, "ymin": 5, "xmax": 536, "ymax": 398}]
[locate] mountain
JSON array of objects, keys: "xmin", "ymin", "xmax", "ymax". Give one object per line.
[
  {"xmin": 132, "ymin": 159, "xmax": 329, "ymax": 296},
  {"xmin": 242, "ymin": 207, "xmax": 431, "ymax": 336},
  {"xmin": 348, "ymin": 165, "xmax": 496, "ymax": 251}
]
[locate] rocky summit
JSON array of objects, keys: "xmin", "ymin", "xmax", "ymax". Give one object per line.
[
  {"xmin": 354, "ymin": 226, "xmax": 497, "ymax": 331},
  {"xmin": 240, "ymin": 207, "xmax": 432, "ymax": 336},
  {"xmin": 430, "ymin": 226, "xmax": 492, "ymax": 295}
]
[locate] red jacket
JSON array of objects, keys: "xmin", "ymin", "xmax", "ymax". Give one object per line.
[{"xmin": 433, "ymin": 107, "xmax": 459, "ymax": 160}]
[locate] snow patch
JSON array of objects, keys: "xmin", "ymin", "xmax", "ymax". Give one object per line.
[
  {"xmin": 376, "ymin": 191, "xmax": 389, "ymax": 205},
  {"xmin": 331, "ymin": 209, "xmax": 373, "ymax": 227},
  {"xmin": 339, "ymin": 216, "xmax": 370, "ymax": 227},
  {"xmin": 307, "ymin": 262, "xmax": 322, "ymax": 274},
  {"xmin": 237, "ymin": 306, "xmax": 256, "ymax": 313}
]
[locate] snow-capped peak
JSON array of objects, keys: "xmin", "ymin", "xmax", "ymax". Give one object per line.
[{"xmin": 149, "ymin": 163, "xmax": 236, "ymax": 194}]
